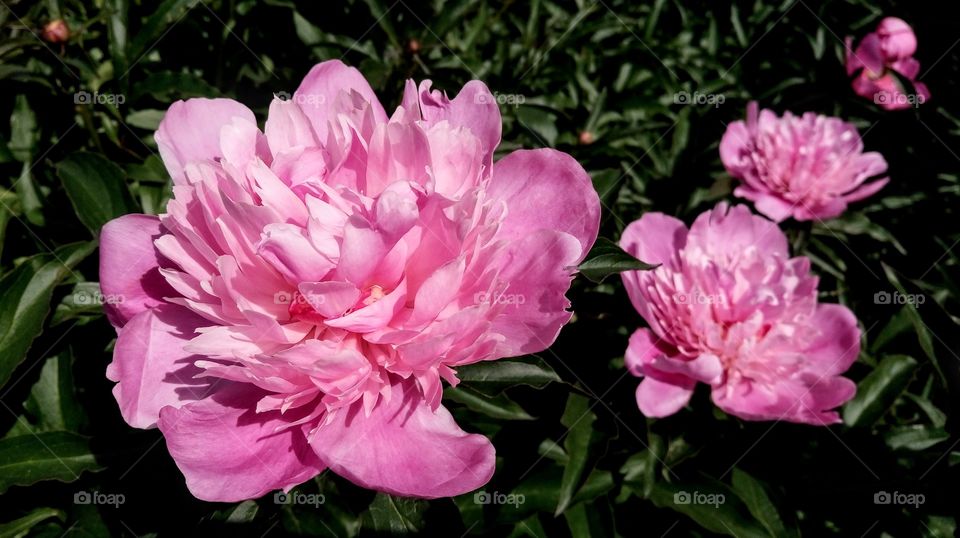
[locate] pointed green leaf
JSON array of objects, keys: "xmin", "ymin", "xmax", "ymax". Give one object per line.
[
  {"xmin": 843, "ymin": 354, "xmax": 917, "ymax": 427},
  {"xmin": 0, "ymin": 242, "xmax": 95, "ymax": 389},
  {"xmin": 578, "ymin": 238, "xmax": 657, "ymax": 283},
  {"xmin": 57, "ymin": 152, "xmax": 137, "ymax": 234},
  {"xmin": 0, "ymin": 432, "xmax": 102, "ymax": 493}
]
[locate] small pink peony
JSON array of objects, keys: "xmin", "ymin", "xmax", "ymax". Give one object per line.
[
  {"xmin": 100, "ymin": 60, "xmax": 600, "ymax": 501},
  {"xmin": 846, "ymin": 17, "xmax": 930, "ymax": 110},
  {"xmin": 720, "ymin": 102, "xmax": 889, "ymax": 222},
  {"xmin": 619, "ymin": 204, "xmax": 860, "ymax": 425}
]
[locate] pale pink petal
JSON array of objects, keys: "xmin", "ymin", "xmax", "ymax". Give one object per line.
[
  {"xmin": 877, "ymin": 17, "xmax": 917, "ymax": 60},
  {"xmin": 293, "ymin": 60, "xmax": 387, "ymax": 142},
  {"xmin": 489, "ymin": 149, "xmax": 600, "ymax": 260},
  {"xmin": 635, "ymin": 377, "xmax": 694, "ymax": 418},
  {"xmin": 99, "ymin": 214, "xmax": 177, "ymax": 327},
  {"xmin": 804, "ymin": 304, "xmax": 861, "ymax": 376},
  {"xmin": 298, "ymin": 281, "xmax": 360, "ymax": 318},
  {"xmin": 258, "ymin": 223, "xmax": 335, "ymax": 284},
  {"xmin": 265, "ymin": 97, "xmax": 320, "ymax": 155},
  {"xmin": 619, "ymin": 212, "xmax": 687, "ymax": 267},
  {"xmin": 487, "ymin": 230, "xmax": 582, "ymax": 357},
  {"xmin": 309, "ymin": 379, "xmax": 494, "ymax": 498},
  {"xmin": 365, "ymin": 122, "xmax": 432, "ymax": 197},
  {"xmin": 107, "ymin": 304, "xmax": 211, "ymax": 428},
  {"xmin": 417, "ymin": 80, "xmax": 501, "ymax": 167},
  {"xmin": 156, "ymin": 98, "xmax": 256, "ymax": 185},
  {"xmin": 158, "ymin": 384, "xmax": 325, "ymax": 502}
]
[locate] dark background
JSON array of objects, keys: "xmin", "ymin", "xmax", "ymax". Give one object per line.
[{"xmin": 0, "ymin": 0, "xmax": 958, "ymax": 536}]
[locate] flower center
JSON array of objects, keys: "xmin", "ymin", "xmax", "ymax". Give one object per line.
[{"xmin": 362, "ymin": 285, "xmax": 386, "ymax": 306}]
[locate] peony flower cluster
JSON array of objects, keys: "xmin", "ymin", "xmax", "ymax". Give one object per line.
[
  {"xmin": 619, "ymin": 204, "xmax": 860, "ymax": 424},
  {"xmin": 846, "ymin": 17, "xmax": 930, "ymax": 110},
  {"xmin": 720, "ymin": 102, "xmax": 889, "ymax": 222},
  {"xmin": 100, "ymin": 60, "xmax": 600, "ymax": 501}
]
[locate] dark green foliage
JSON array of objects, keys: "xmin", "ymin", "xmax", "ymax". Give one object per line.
[{"xmin": 0, "ymin": 0, "xmax": 957, "ymax": 536}]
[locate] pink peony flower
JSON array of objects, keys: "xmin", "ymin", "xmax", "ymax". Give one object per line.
[
  {"xmin": 99, "ymin": 60, "xmax": 600, "ymax": 501},
  {"xmin": 720, "ymin": 102, "xmax": 889, "ymax": 222},
  {"xmin": 619, "ymin": 204, "xmax": 860, "ymax": 425},
  {"xmin": 846, "ymin": 17, "xmax": 930, "ymax": 110}
]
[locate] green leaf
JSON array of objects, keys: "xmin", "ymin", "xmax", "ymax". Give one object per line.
[
  {"xmin": 0, "ymin": 241, "xmax": 95, "ymax": 390},
  {"xmin": 57, "ymin": 152, "xmax": 137, "ymax": 234},
  {"xmin": 842, "ymin": 355, "xmax": 917, "ymax": 427},
  {"xmin": 128, "ymin": 0, "xmax": 200, "ymax": 61},
  {"xmin": 517, "ymin": 106, "xmax": 559, "ymax": 147},
  {"xmin": 445, "ymin": 386, "xmax": 534, "ymax": 420},
  {"xmin": 15, "ymin": 159, "xmax": 44, "ymax": 227},
  {"xmin": 358, "ymin": 0, "xmax": 401, "ymax": 48},
  {"xmin": 570, "ymin": 470, "xmax": 614, "ymax": 506},
  {"xmin": 0, "ymin": 432, "xmax": 102, "ymax": 493},
  {"xmin": 362, "ymin": 494, "xmax": 426, "ymax": 534},
  {"xmin": 125, "ymin": 109, "xmax": 165, "ymax": 130},
  {"xmin": 131, "ymin": 71, "xmax": 218, "ymax": 101},
  {"xmin": 881, "ymin": 264, "xmax": 941, "ymax": 382},
  {"xmin": 9, "ymin": 95, "xmax": 36, "ymax": 162},
  {"xmin": 885, "ymin": 425, "xmax": 950, "ymax": 451},
  {"xmin": 555, "ymin": 393, "xmax": 598, "ymax": 515},
  {"xmin": 731, "ymin": 469, "xmax": 788, "ymax": 537},
  {"xmin": 0, "ymin": 507, "xmax": 64, "ymax": 538},
  {"xmin": 5, "ymin": 350, "xmax": 83, "ymax": 437},
  {"xmin": 107, "ymin": 0, "xmax": 130, "ymax": 82},
  {"xmin": 211, "ymin": 500, "xmax": 259, "ymax": 524},
  {"xmin": 619, "ymin": 432, "xmax": 665, "ymax": 498},
  {"xmin": 650, "ymin": 481, "xmax": 767, "ymax": 537},
  {"xmin": 578, "ymin": 237, "xmax": 658, "ymax": 283},
  {"xmin": 456, "ymin": 356, "xmax": 560, "ymax": 396},
  {"xmin": 0, "ymin": 188, "xmax": 20, "ymax": 257},
  {"xmin": 51, "ymin": 283, "xmax": 109, "ymax": 326}
]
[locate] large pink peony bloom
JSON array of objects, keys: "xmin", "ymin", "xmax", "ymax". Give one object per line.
[
  {"xmin": 619, "ymin": 204, "xmax": 859, "ymax": 425},
  {"xmin": 720, "ymin": 102, "xmax": 888, "ymax": 222},
  {"xmin": 99, "ymin": 60, "xmax": 600, "ymax": 501},
  {"xmin": 846, "ymin": 17, "xmax": 930, "ymax": 110}
]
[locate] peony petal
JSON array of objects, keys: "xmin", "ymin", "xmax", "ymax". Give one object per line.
[
  {"xmin": 293, "ymin": 60, "xmax": 387, "ymax": 142},
  {"xmin": 309, "ymin": 379, "xmax": 494, "ymax": 498},
  {"xmin": 417, "ymin": 80, "xmax": 501, "ymax": 167},
  {"xmin": 258, "ymin": 223, "xmax": 335, "ymax": 284},
  {"xmin": 619, "ymin": 212, "xmax": 688, "ymax": 267},
  {"xmin": 487, "ymin": 230, "xmax": 582, "ymax": 357},
  {"xmin": 635, "ymin": 377, "xmax": 694, "ymax": 418},
  {"xmin": 624, "ymin": 328, "xmax": 674, "ymax": 377},
  {"xmin": 107, "ymin": 304, "xmax": 212, "ymax": 428},
  {"xmin": 804, "ymin": 304, "xmax": 861, "ymax": 376},
  {"xmin": 157, "ymin": 383, "xmax": 325, "ymax": 502},
  {"xmin": 156, "ymin": 98, "xmax": 256, "ymax": 185},
  {"xmin": 99, "ymin": 214, "xmax": 178, "ymax": 327},
  {"xmin": 264, "ymin": 97, "xmax": 320, "ymax": 155},
  {"xmin": 298, "ymin": 281, "xmax": 360, "ymax": 319},
  {"xmin": 489, "ymin": 149, "xmax": 600, "ymax": 260}
]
